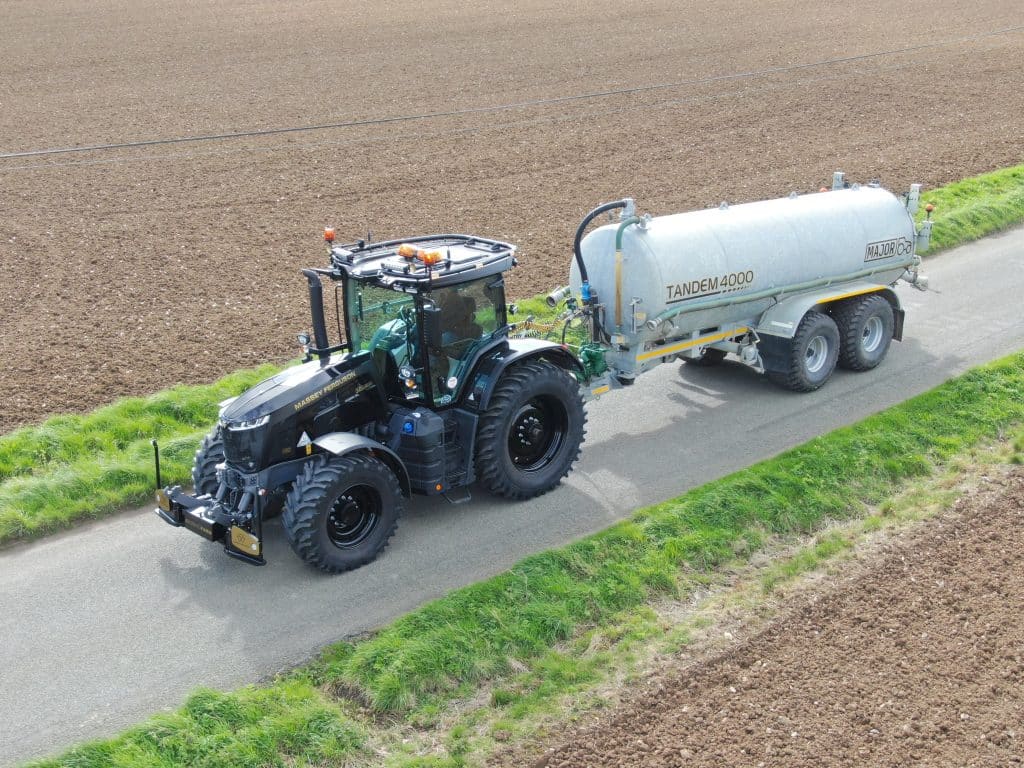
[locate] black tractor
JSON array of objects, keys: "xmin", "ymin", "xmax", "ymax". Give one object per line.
[{"xmin": 156, "ymin": 233, "xmax": 587, "ymax": 572}]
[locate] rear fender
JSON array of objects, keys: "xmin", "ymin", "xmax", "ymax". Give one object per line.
[
  {"xmin": 312, "ymin": 433, "xmax": 411, "ymax": 496},
  {"xmin": 459, "ymin": 337, "xmax": 585, "ymax": 412},
  {"xmin": 755, "ymin": 284, "xmax": 901, "ymax": 339}
]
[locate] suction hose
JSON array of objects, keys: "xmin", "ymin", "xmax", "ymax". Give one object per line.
[
  {"xmin": 573, "ymin": 199, "xmax": 632, "ymax": 298},
  {"xmin": 573, "ymin": 199, "xmax": 635, "ymax": 342}
]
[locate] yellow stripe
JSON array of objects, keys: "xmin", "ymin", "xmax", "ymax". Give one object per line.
[
  {"xmin": 637, "ymin": 327, "xmax": 748, "ymax": 362},
  {"xmin": 821, "ymin": 285, "xmax": 884, "ymax": 303},
  {"xmin": 591, "ymin": 384, "xmax": 611, "ymax": 396}
]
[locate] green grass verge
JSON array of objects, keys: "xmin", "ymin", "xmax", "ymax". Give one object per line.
[
  {"xmin": 30, "ymin": 350, "xmax": 1024, "ymax": 767},
  {"xmin": 30, "ymin": 681, "xmax": 366, "ymax": 768},
  {"xmin": 0, "ymin": 365, "xmax": 278, "ymax": 544},
  {"xmin": 3, "ymin": 162, "xmax": 1023, "ymax": 548},
  {"xmin": 918, "ymin": 163, "xmax": 1024, "ymax": 251}
]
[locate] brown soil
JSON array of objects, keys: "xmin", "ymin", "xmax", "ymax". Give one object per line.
[
  {"xmin": 2, "ymin": 0, "xmax": 1023, "ymax": 431},
  {"xmin": 521, "ymin": 468, "xmax": 1024, "ymax": 767}
]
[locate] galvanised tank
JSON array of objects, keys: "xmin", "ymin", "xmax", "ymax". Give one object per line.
[{"xmin": 569, "ymin": 185, "xmax": 918, "ymax": 344}]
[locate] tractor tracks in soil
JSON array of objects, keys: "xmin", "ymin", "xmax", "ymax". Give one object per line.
[{"xmin": 516, "ymin": 466, "xmax": 1024, "ymax": 767}]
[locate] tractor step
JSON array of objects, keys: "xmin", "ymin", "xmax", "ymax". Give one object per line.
[{"xmin": 442, "ymin": 486, "xmax": 472, "ymax": 504}]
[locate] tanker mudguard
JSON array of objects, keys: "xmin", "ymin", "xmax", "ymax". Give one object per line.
[
  {"xmin": 755, "ymin": 283, "xmax": 901, "ymax": 339},
  {"xmin": 312, "ymin": 432, "xmax": 412, "ymax": 496},
  {"xmin": 461, "ymin": 337, "xmax": 585, "ymax": 412}
]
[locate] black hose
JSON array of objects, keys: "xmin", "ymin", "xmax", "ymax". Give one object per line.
[
  {"xmin": 302, "ymin": 269, "xmax": 330, "ymax": 359},
  {"xmin": 573, "ymin": 199, "xmax": 629, "ymax": 287}
]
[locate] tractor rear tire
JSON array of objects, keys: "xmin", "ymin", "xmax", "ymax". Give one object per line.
[
  {"xmin": 191, "ymin": 426, "xmax": 224, "ymax": 496},
  {"xmin": 833, "ymin": 294, "xmax": 894, "ymax": 371},
  {"xmin": 766, "ymin": 311, "xmax": 840, "ymax": 392},
  {"xmin": 283, "ymin": 453, "xmax": 403, "ymax": 573},
  {"xmin": 682, "ymin": 348, "xmax": 727, "ymax": 366},
  {"xmin": 475, "ymin": 359, "xmax": 586, "ymax": 500}
]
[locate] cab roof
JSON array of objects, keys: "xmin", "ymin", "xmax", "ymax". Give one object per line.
[{"xmin": 330, "ymin": 234, "xmax": 516, "ymax": 290}]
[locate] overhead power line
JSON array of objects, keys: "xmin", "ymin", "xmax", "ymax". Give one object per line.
[{"xmin": 2, "ymin": 24, "xmax": 1022, "ymax": 161}]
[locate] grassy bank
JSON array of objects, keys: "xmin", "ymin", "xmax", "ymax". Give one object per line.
[
  {"xmin": 3, "ymin": 162, "xmax": 1023, "ymax": 547},
  {"xmin": 29, "ymin": 350, "xmax": 1024, "ymax": 767},
  {"xmin": 918, "ymin": 163, "xmax": 1024, "ymax": 251},
  {"xmin": 0, "ymin": 366, "xmax": 278, "ymax": 544}
]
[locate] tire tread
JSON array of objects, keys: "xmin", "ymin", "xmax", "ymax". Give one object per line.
[
  {"xmin": 475, "ymin": 360, "xmax": 586, "ymax": 500},
  {"xmin": 833, "ymin": 294, "xmax": 894, "ymax": 371},
  {"xmin": 191, "ymin": 427, "xmax": 224, "ymax": 496},
  {"xmin": 282, "ymin": 453, "xmax": 403, "ymax": 573},
  {"xmin": 765, "ymin": 310, "xmax": 839, "ymax": 392}
]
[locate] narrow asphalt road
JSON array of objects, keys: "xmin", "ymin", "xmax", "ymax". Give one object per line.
[{"xmin": 2, "ymin": 229, "xmax": 1022, "ymax": 766}]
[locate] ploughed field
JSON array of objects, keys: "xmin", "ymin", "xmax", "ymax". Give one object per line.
[
  {"xmin": 518, "ymin": 468, "xmax": 1024, "ymax": 768},
  {"xmin": 1, "ymin": 0, "xmax": 1022, "ymax": 431}
]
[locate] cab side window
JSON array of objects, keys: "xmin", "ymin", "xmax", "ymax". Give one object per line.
[{"xmin": 427, "ymin": 278, "xmax": 502, "ymax": 404}]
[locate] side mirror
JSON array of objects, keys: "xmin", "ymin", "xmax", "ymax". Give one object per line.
[{"xmin": 423, "ymin": 304, "xmax": 443, "ymax": 348}]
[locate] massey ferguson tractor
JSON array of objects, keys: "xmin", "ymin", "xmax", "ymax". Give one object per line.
[{"xmin": 155, "ymin": 173, "xmax": 932, "ymax": 572}]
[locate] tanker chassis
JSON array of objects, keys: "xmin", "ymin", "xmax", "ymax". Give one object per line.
[{"xmin": 155, "ymin": 173, "xmax": 932, "ymax": 572}]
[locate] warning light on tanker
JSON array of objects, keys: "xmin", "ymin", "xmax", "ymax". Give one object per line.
[
  {"xmin": 419, "ymin": 249, "xmax": 443, "ymax": 265},
  {"xmin": 323, "ymin": 227, "xmax": 335, "ymax": 243},
  {"xmin": 398, "ymin": 243, "xmax": 418, "ymax": 259}
]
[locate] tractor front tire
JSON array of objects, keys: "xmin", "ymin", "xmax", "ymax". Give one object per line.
[
  {"xmin": 283, "ymin": 453, "xmax": 403, "ymax": 573},
  {"xmin": 191, "ymin": 426, "xmax": 225, "ymax": 496},
  {"xmin": 766, "ymin": 311, "xmax": 840, "ymax": 392},
  {"xmin": 833, "ymin": 294, "xmax": 894, "ymax": 371},
  {"xmin": 475, "ymin": 360, "xmax": 586, "ymax": 500}
]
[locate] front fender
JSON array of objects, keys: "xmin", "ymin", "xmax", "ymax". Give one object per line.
[
  {"xmin": 312, "ymin": 433, "xmax": 411, "ymax": 497},
  {"xmin": 459, "ymin": 337, "xmax": 585, "ymax": 412},
  {"xmin": 755, "ymin": 283, "xmax": 900, "ymax": 339}
]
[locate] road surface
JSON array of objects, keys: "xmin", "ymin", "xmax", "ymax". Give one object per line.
[{"xmin": 1, "ymin": 228, "xmax": 1022, "ymax": 765}]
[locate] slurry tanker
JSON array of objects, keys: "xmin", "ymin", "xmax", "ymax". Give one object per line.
[{"xmin": 155, "ymin": 172, "xmax": 932, "ymax": 571}]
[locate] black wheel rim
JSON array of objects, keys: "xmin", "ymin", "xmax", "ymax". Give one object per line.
[
  {"xmin": 508, "ymin": 396, "xmax": 567, "ymax": 472},
  {"xmin": 326, "ymin": 484, "xmax": 381, "ymax": 548}
]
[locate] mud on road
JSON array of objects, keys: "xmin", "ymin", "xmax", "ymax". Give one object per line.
[
  {"xmin": 525, "ymin": 468, "xmax": 1024, "ymax": 767},
  {"xmin": 2, "ymin": 0, "xmax": 1023, "ymax": 431}
]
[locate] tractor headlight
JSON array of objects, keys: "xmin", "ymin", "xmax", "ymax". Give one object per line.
[{"xmin": 229, "ymin": 414, "xmax": 270, "ymax": 431}]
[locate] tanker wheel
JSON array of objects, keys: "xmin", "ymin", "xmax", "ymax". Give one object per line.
[
  {"xmin": 191, "ymin": 426, "xmax": 224, "ymax": 496},
  {"xmin": 283, "ymin": 453, "xmax": 403, "ymax": 573},
  {"xmin": 682, "ymin": 348, "xmax": 728, "ymax": 367},
  {"xmin": 475, "ymin": 359, "xmax": 586, "ymax": 500},
  {"xmin": 833, "ymin": 294, "xmax": 894, "ymax": 371},
  {"xmin": 767, "ymin": 311, "xmax": 839, "ymax": 392}
]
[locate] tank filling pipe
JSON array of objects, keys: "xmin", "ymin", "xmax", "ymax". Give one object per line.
[
  {"xmin": 614, "ymin": 216, "xmax": 641, "ymax": 329},
  {"xmin": 647, "ymin": 258, "xmax": 918, "ymax": 329}
]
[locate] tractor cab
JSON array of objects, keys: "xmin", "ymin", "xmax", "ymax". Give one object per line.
[{"xmin": 327, "ymin": 235, "xmax": 515, "ymax": 407}]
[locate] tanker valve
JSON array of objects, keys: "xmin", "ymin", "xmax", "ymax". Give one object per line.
[{"xmin": 547, "ymin": 285, "xmax": 572, "ymax": 308}]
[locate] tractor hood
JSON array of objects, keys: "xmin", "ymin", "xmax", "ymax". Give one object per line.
[{"xmin": 220, "ymin": 351, "xmax": 376, "ymax": 426}]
